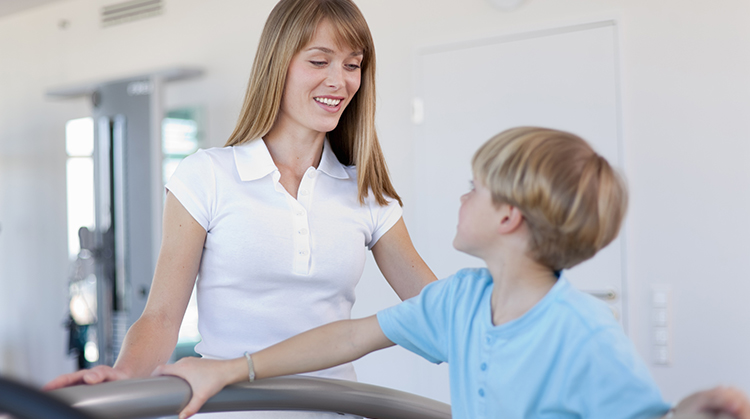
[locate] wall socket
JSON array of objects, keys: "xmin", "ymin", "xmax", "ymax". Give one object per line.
[{"xmin": 651, "ymin": 285, "xmax": 672, "ymax": 366}]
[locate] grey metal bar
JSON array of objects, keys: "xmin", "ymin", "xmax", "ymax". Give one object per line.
[
  {"xmin": 46, "ymin": 67, "xmax": 203, "ymax": 99},
  {"xmin": 50, "ymin": 376, "xmax": 190, "ymax": 419},
  {"xmin": 44, "ymin": 376, "xmax": 733, "ymax": 419},
  {"xmin": 50, "ymin": 376, "xmax": 452, "ymax": 419}
]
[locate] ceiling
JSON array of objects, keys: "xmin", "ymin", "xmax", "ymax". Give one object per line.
[{"xmin": 0, "ymin": 0, "xmax": 70, "ymax": 19}]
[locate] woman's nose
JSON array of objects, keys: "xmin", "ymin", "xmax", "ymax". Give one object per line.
[{"xmin": 325, "ymin": 66, "xmax": 344, "ymax": 89}]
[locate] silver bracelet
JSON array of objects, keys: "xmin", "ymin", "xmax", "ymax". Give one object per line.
[{"xmin": 244, "ymin": 351, "xmax": 256, "ymax": 382}]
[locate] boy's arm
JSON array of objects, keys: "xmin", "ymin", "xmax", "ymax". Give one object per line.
[
  {"xmin": 155, "ymin": 315, "xmax": 394, "ymax": 419},
  {"xmin": 253, "ymin": 316, "xmax": 394, "ymax": 379}
]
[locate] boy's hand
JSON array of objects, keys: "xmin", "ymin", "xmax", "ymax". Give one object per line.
[
  {"xmin": 673, "ymin": 386, "xmax": 750, "ymax": 419},
  {"xmin": 43, "ymin": 365, "xmax": 130, "ymax": 390},
  {"xmin": 154, "ymin": 356, "xmax": 247, "ymax": 419}
]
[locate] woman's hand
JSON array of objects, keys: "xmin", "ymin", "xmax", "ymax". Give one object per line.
[
  {"xmin": 46, "ymin": 193, "xmax": 206, "ymax": 393},
  {"xmin": 672, "ymin": 386, "xmax": 750, "ymax": 419},
  {"xmin": 154, "ymin": 356, "xmax": 247, "ymax": 419},
  {"xmin": 42, "ymin": 365, "xmax": 130, "ymax": 390}
]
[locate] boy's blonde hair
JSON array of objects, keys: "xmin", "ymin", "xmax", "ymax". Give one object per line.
[
  {"xmin": 225, "ymin": 0, "xmax": 400, "ymax": 206},
  {"xmin": 472, "ymin": 127, "xmax": 628, "ymax": 270}
]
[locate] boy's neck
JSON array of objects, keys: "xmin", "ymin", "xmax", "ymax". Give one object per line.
[{"xmin": 486, "ymin": 257, "xmax": 557, "ymax": 327}]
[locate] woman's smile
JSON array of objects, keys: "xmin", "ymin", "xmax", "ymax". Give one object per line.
[
  {"xmin": 275, "ymin": 19, "xmax": 363, "ymax": 137},
  {"xmin": 314, "ymin": 95, "xmax": 345, "ymax": 112}
]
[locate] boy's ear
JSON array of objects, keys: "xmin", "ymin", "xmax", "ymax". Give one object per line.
[{"xmin": 497, "ymin": 204, "xmax": 524, "ymax": 235}]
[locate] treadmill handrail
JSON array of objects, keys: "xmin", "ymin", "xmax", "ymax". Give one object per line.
[{"xmin": 49, "ymin": 375, "xmax": 452, "ymax": 419}]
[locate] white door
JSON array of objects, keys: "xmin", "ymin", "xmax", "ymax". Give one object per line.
[{"xmin": 410, "ymin": 21, "xmax": 627, "ymax": 327}]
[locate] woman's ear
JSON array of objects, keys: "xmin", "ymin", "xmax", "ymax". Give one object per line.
[{"xmin": 497, "ymin": 204, "xmax": 524, "ymax": 235}]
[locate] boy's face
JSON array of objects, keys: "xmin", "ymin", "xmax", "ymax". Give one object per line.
[{"xmin": 453, "ymin": 177, "xmax": 504, "ymax": 258}]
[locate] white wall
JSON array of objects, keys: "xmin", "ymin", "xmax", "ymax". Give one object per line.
[
  {"xmin": 619, "ymin": 1, "xmax": 750, "ymax": 401},
  {"xmin": 1, "ymin": 0, "xmax": 749, "ymax": 406}
]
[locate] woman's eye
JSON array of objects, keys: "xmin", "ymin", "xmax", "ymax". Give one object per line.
[
  {"xmin": 310, "ymin": 61, "xmax": 327, "ymax": 66},
  {"xmin": 345, "ymin": 63, "xmax": 361, "ymax": 71}
]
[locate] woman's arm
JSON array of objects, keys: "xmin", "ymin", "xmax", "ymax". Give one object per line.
[
  {"xmin": 44, "ymin": 192, "xmax": 206, "ymax": 389},
  {"xmin": 371, "ymin": 218, "xmax": 437, "ymax": 300},
  {"xmin": 156, "ymin": 315, "xmax": 394, "ymax": 419},
  {"xmin": 670, "ymin": 386, "xmax": 750, "ymax": 419}
]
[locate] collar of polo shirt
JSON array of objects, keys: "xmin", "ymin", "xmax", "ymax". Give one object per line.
[{"xmin": 233, "ymin": 138, "xmax": 350, "ymax": 181}]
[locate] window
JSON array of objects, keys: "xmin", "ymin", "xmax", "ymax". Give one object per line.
[
  {"xmin": 162, "ymin": 108, "xmax": 201, "ymax": 184},
  {"xmin": 65, "ymin": 117, "xmax": 95, "ymax": 260}
]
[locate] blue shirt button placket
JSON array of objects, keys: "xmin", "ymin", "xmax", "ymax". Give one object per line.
[{"xmin": 477, "ymin": 335, "xmax": 491, "ymax": 414}]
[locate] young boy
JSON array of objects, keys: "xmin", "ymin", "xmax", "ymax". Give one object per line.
[{"xmin": 156, "ymin": 127, "xmax": 750, "ymax": 419}]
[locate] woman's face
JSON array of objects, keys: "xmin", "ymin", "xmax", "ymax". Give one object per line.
[{"xmin": 277, "ymin": 19, "xmax": 363, "ymax": 137}]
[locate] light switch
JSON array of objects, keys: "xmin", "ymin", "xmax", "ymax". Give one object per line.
[
  {"xmin": 654, "ymin": 327, "xmax": 669, "ymax": 345},
  {"xmin": 652, "ymin": 290, "xmax": 668, "ymax": 307},
  {"xmin": 654, "ymin": 346, "xmax": 670, "ymax": 365},
  {"xmin": 651, "ymin": 285, "xmax": 672, "ymax": 366},
  {"xmin": 653, "ymin": 308, "xmax": 668, "ymax": 326}
]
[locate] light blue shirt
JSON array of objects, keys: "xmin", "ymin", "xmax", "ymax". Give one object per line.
[{"xmin": 377, "ymin": 268, "xmax": 671, "ymax": 419}]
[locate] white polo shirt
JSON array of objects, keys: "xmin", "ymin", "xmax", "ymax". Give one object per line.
[{"xmin": 166, "ymin": 138, "xmax": 402, "ymax": 381}]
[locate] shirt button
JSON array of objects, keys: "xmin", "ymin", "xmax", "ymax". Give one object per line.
[
  {"xmin": 478, "ymin": 389, "xmax": 485, "ymax": 397},
  {"xmin": 298, "ymin": 250, "xmax": 308, "ymax": 255},
  {"xmin": 480, "ymin": 363, "xmax": 487, "ymax": 371},
  {"xmin": 299, "ymin": 228, "xmax": 308, "ymax": 235},
  {"xmin": 296, "ymin": 211, "xmax": 304, "ymax": 217},
  {"xmin": 485, "ymin": 336, "xmax": 492, "ymax": 344},
  {"xmin": 300, "ymin": 190, "xmax": 309, "ymax": 196},
  {"xmin": 308, "ymin": 171, "xmax": 316, "ymax": 178}
]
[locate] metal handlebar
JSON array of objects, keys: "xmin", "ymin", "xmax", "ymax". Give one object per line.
[
  {"xmin": 50, "ymin": 376, "xmax": 452, "ymax": 419},
  {"xmin": 17, "ymin": 375, "xmax": 733, "ymax": 419}
]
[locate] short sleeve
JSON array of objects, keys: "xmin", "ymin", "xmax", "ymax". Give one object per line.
[
  {"xmin": 376, "ymin": 276, "xmax": 456, "ymax": 364},
  {"xmin": 365, "ymin": 194, "xmax": 403, "ymax": 250},
  {"xmin": 165, "ymin": 150, "xmax": 215, "ymax": 231},
  {"xmin": 559, "ymin": 326, "xmax": 672, "ymax": 419}
]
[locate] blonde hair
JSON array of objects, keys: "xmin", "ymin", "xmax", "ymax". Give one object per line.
[
  {"xmin": 225, "ymin": 0, "xmax": 401, "ymax": 206},
  {"xmin": 472, "ymin": 127, "xmax": 628, "ymax": 270}
]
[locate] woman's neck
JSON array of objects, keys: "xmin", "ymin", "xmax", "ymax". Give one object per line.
[
  {"xmin": 262, "ymin": 124, "xmax": 327, "ymax": 199},
  {"xmin": 263, "ymin": 124, "xmax": 326, "ymax": 173}
]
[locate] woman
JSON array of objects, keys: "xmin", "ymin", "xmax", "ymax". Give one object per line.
[{"xmin": 45, "ymin": 0, "xmax": 436, "ymax": 416}]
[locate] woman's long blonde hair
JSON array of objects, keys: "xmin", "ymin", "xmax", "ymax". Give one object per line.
[{"xmin": 225, "ymin": 0, "xmax": 401, "ymax": 206}]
